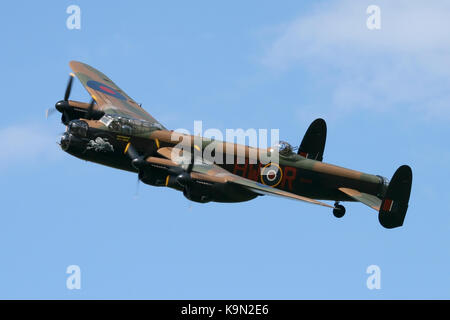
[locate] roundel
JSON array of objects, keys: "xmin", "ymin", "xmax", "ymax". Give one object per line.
[
  {"xmin": 260, "ymin": 163, "xmax": 283, "ymax": 187},
  {"xmin": 86, "ymin": 80, "xmax": 127, "ymax": 101}
]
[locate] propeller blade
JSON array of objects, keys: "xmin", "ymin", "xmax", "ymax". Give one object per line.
[
  {"xmin": 62, "ymin": 110, "xmax": 70, "ymax": 124},
  {"xmin": 45, "ymin": 108, "xmax": 57, "ymax": 119},
  {"xmin": 64, "ymin": 74, "xmax": 74, "ymax": 101},
  {"xmin": 186, "ymin": 146, "xmax": 197, "ymax": 173},
  {"xmin": 85, "ymin": 98, "xmax": 95, "ymax": 119},
  {"xmin": 133, "ymin": 175, "xmax": 140, "ymax": 199},
  {"xmin": 124, "ymin": 142, "xmax": 146, "ymax": 170}
]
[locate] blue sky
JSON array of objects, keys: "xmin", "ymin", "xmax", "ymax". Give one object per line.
[{"xmin": 0, "ymin": 0, "xmax": 449, "ymax": 299}]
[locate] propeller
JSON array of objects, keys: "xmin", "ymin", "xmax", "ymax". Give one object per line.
[
  {"xmin": 124, "ymin": 142, "xmax": 146, "ymax": 170},
  {"xmin": 47, "ymin": 73, "xmax": 75, "ymax": 121},
  {"xmin": 123, "ymin": 143, "xmax": 150, "ymax": 198},
  {"xmin": 45, "ymin": 108, "xmax": 57, "ymax": 119},
  {"xmin": 85, "ymin": 98, "xmax": 96, "ymax": 120},
  {"xmin": 174, "ymin": 150, "xmax": 195, "ymax": 187},
  {"xmin": 64, "ymin": 74, "xmax": 74, "ymax": 101},
  {"xmin": 124, "ymin": 142, "xmax": 197, "ymax": 194},
  {"xmin": 133, "ymin": 175, "xmax": 140, "ymax": 199}
]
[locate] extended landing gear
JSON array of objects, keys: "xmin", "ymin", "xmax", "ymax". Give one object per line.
[{"xmin": 333, "ymin": 202, "xmax": 346, "ymax": 218}]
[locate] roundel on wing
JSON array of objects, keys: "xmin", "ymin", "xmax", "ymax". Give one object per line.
[
  {"xmin": 260, "ymin": 163, "xmax": 283, "ymax": 187},
  {"xmin": 86, "ymin": 80, "xmax": 127, "ymax": 101}
]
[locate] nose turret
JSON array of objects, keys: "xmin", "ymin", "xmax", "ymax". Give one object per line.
[{"xmin": 60, "ymin": 120, "xmax": 89, "ymax": 152}]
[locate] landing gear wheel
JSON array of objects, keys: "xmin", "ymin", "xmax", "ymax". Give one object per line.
[{"xmin": 333, "ymin": 202, "xmax": 346, "ymax": 218}]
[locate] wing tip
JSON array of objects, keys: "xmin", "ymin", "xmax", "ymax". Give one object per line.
[{"xmin": 69, "ymin": 60, "xmax": 89, "ymax": 70}]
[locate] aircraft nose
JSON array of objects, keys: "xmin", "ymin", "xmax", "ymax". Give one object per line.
[
  {"xmin": 60, "ymin": 132, "xmax": 71, "ymax": 151},
  {"xmin": 60, "ymin": 131, "xmax": 84, "ymax": 152}
]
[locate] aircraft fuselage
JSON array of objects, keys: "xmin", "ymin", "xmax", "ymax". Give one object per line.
[{"xmin": 60, "ymin": 118, "xmax": 386, "ymax": 203}]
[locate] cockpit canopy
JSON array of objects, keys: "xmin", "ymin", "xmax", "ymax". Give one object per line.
[
  {"xmin": 68, "ymin": 120, "xmax": 88, "ymax": 138},
  {"xmin": 99, "ymin": 114, "xmax": 163, "ymax": 135},
  {"xmin": 270, "ymin": 140, "xmax": 296, "ymax": 157}
]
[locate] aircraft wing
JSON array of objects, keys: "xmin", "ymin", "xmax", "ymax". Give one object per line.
[
  {"xmin": 144, "ymin": 156, "xmax": 229, "ymax": 184},
  {"xmin": 156, "ymin": 147, "xmax": 333, "ymax": 208},
  {"xmin": 338, "ymin": 187, "xmax": 381, "ymax": 211},
  {"xmin": 69, "ymin": 61, "xmax": 165, "ymax": 128}
]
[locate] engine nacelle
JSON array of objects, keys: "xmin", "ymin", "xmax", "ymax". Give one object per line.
[
  {"xmin": 183, "ymin": 183, "xmax": 213, "ymax": 203},
  {"xmin": 182, "ymin": 181, "xmax": 258, "ymax": 203},
  {"xmin": 138, "ymin": 167, "xmax": 172, "ymax": 187},
  {"xmin": 139, "ymin": 166, "xmax": 259, "ymax": 203}
]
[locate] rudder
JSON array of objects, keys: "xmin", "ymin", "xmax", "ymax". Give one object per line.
[
  {"xmin": 298, "ymin": 118, "xmax": 327, "ymax": 161},
  {"xmin": 378, "ymin": 165, "xmax": 412, "ymax": 229}
]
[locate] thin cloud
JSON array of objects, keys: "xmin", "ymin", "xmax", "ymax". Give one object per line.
[
  {"xmin": 0, "ymin": 124, "xmax": 61, "ymax": 170},
  {"xmin": 261, "ymin": 0, "xmax": 450, "ymax": 119}
]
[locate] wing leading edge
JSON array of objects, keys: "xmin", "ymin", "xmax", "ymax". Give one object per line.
[{"xmin": 69, "ymin": 61, "xmax": 165, "ymax": 128}]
